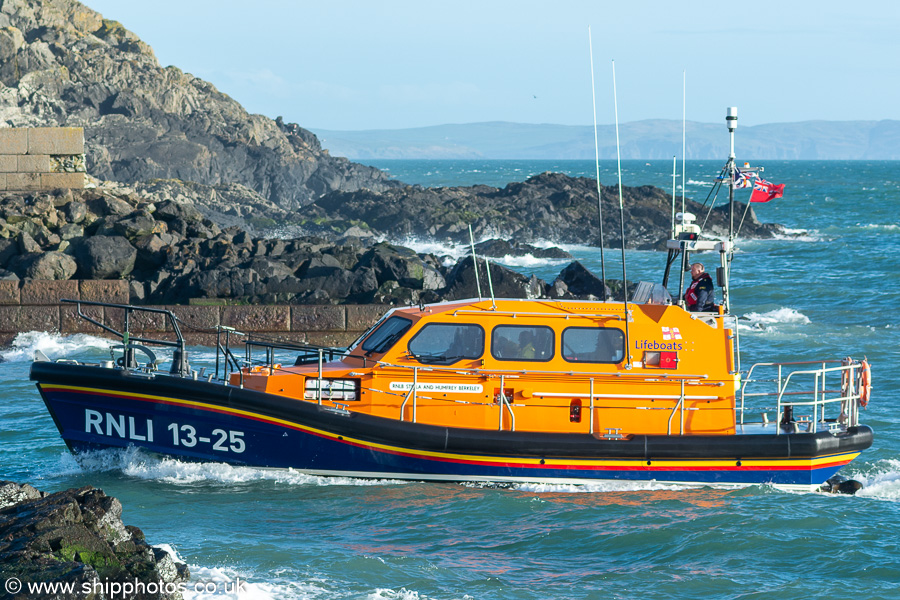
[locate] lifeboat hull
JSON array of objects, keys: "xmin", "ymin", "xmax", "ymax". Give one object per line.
[{"xmin": 32, "ymin": 362, "xmax": 872, "ymax": 490}]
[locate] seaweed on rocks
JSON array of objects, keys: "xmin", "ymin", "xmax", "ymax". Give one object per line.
[{"xmin": 0, "ymin": 481, "xmax": 189, "ymax": 600}]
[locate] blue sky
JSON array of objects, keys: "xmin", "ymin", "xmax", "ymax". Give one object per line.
[{"xmin": 85, "ymin": 0, "xmax": 900, "ymax": 130}]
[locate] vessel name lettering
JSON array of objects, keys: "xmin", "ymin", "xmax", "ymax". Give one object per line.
[
  {"xmin": 85, "ymin": 409, "xmax": 154, "ymax": 442},
  {"xmin": 389, "ymin": 382, "xmax": 483, "ymax": 393},
  {"xmin": 634, "ymin": 340, "xmax": 683, "ymax": 351}
]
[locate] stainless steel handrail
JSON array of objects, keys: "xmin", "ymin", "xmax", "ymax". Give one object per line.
[
  {"xmin": 666, "ymin": 381, "xmax": 687, "ymax": 435},
  {"xmin": 399, "ymin": 366, "xmax": 419, "ymax": 422},
  {"xmin": 376, "ymin": 360, "xmax": 712, "ymax": 382},
  {"xmin": 740, "ymin": 360, "xmax": 863, "ymax": 431}
]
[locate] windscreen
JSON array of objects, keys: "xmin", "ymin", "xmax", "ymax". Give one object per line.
[{"xmin": 361, "ymin": 316, "xmax": 413, "ymax": 354}]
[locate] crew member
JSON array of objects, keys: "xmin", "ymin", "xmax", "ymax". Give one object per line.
[{"xmin": 684, "ymin": 262, "xmax": 715, "ymax": 312}]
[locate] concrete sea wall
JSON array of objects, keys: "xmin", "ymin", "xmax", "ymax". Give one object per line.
[{"xmin": 0, "ymin": 279, "xmax": 385, "ymax": 348}]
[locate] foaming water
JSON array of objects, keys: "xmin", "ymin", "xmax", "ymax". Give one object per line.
[
  {"xmin": 58, "ymin": 447, "xmax": 409, "ymax": 488},
  {"xmin": 156, "ymin": 544, "xmax": 330, "ymax": 600},
  {"xmin": 739, "ymin": 307, "xmax": 811, "ymax": 331},
  {"xmin": 509, "ymin": 480, "xmax": 689, "ymax": 494},
  {"xmin": 489, "ymin": 254, "xmax": 570, "ymax": 269},
  {"xmin": 0, "ymin": 331, "xmax": 112, "ymax": 362},
  {"xmin": 393, "ymin": 237, "xmax": 574, "ymax": 277}
]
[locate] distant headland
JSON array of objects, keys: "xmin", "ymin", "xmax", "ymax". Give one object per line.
[{"xmin": 310, "ymin": 120, "xmax": 900, "ymax": 160}]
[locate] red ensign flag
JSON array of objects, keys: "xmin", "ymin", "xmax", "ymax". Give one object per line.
[{"xmin": 750, "ymin": 179, "xmax": 785, "ymax": 203}]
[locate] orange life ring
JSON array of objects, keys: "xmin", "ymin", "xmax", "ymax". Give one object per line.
[{"xmin": 858, "ymin": 360, "xmax": 871, "ymax": 408}]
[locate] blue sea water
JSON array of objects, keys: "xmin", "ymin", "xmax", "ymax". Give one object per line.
[{"xmin": 2, "ymin": 160, "xmax": 899, "ymax": 599}]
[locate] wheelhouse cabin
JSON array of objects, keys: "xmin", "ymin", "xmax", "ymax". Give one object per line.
[{"xmin": 233, "ymin": 297, "xmax": 738, "ymax": 438}]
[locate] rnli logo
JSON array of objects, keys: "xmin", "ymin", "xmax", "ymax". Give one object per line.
[{"xmin": 661, "ymin": 327, "xmax": 682, "ymax": 340}]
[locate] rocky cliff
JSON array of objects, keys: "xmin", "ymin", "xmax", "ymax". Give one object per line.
[{"xmin": 0, "ymin": 0, "xmax": 400, "ymax": 209}]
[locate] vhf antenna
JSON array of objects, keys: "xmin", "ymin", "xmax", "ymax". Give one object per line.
[{"xmin": 588, "ymin": 27, "xmax": 607, "ymax": 300}]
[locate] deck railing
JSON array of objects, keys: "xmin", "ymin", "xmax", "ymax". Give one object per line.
[
  {"xmin": 386, "ymin": 361, "xmax": 722, "ymax": 434},
  {"xmin": 739, "ymin": 359, "xmax": 865, "ymax": 432}
]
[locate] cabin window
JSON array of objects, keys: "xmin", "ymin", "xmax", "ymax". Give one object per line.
[
  {"xmin": 361, "ymin": 316, "xmax": 412, "ymax": 354},
  {"xmin": 561, "ymin": 327, "xmax": 625, "ymax": 364},
  {"xmin": 408, "ymin": 323, "xmax": 484, "ymax": 365},
  {"xmin": 491, "ymin": 325, "xmax": 554, "ymax": 362}
]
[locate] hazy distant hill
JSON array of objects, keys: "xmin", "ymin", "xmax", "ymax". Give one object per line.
[{"xmin": 312, "ymin": 120, "xmax": 900, "ymax": 160}]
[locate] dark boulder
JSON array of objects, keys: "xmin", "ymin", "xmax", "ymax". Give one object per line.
[
  {"xmin": 0, "ymin": 238, "xmax": 19, "ymax": 266},
  {"xmin": 62, "ymin": 200, "xmax": 89, "ymax": 224},
  {"xmin": 153, "ymin": 200, "xmax": 202, "ymax": 223},
  {"xmin": 443, "ymin": 256, "xmax": 547, "ymax": 300},
  {"xmin": 75, "ymin": 235, "xmax": 138, "ymax": 279},
  {"xmin": 114, "ymin": 209, "xmax": 164, "ymax": 240},
  {"xmin": 556, "ymin": 261, "xmax": 612, "ymax": 299},
  {"xmin": 357, "ymin": 242, "xmax": 445, "ymax": 290},
  {"xmin": 9, "ymin": 251, "xmax": 78, "ymax": 280},
  {"xmin": 87, "ymin": 195, "xmax": 133, "ymax": 218}
]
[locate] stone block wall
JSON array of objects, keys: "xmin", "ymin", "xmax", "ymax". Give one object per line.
[
  {"xmin": 0, "ymin": 127, "xmax": 86, "ymax": 191},
  {"xmin": 0, "ymin": 279, "xmax": 384, "ymax": 348}
]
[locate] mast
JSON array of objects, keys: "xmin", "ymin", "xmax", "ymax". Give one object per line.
[
  {"xmin": 666, "ymin": 108, "xmax": 736, "ymax": 315},
  {"xmin": 727, "ymin": 106, "xmax": 737, "ymax": 242},
  {"xmin": 723, "ymin": 107, "xmax": 738, "ymax": 314},
  {"xmin": 670, "ymin": 155, "xmax": 677, "ymax": 239}
]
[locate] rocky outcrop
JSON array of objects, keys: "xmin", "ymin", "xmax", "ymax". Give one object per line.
[
  {"xmin": 0, "ymin": 183, "xmax": 655, "ymax": 305},
  {"xmin": 0, "ymin": 0, "xmax": 400, "ymax": 209},
  {"xmin": 0, "ymin": 481, "xmax": 188, "ymax": 600},
  {"xmin": 473, "ymin": 239, "xmax": 572, "ymax": 259},
  {"xmin": 309, "ymin": 172, "xmax": 782, "ymax": 248}
]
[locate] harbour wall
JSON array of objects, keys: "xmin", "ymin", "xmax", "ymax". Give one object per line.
[
  {"xmin": 0, "ymin": 127, "xmax": 86, "ymax": 191},
  {"xmin": 0, "ymin": 279, "xmax": 385, "ymax": 348}
]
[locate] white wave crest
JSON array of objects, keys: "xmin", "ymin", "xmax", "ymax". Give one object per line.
[
  {"xmin": 60, "ymin": 447, "xmax": 407, "ymax": 487},
  {"xmin": 770, "ymin": 228, "xmax": 823, "ymax": 242},
  {"xmin": 367, "ymin": 589, "xmax": 429, "ymax": 600},
  {"xmin": 739, "ymin": 308, "xmax": 811, "ymax": 331},
  {"xmin": 851, "ymin": 459, "xmax": 900, "ymax": 501},
  {"xmin": 391, "ymin": 237, "xmax": 466, "ymax": 259},
  {"xmin": 510, "ymin": 480, "xmax": 684, "ymax": 493},
  {"xmin": 0, "ymin": 331, "xmax": 113, "ymax": 362},
  {"xmin": 495, "ymin": 254, "xmax": 570, "ymax": 269},
  {"xmin": 154, "ymin": 545, "xmax": 324, "ymax": 600}
]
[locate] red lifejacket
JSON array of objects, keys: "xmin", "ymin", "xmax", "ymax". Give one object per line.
[{"xmin": 684, "ymin": 273, "xmax": 712, "ymax": 308}]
